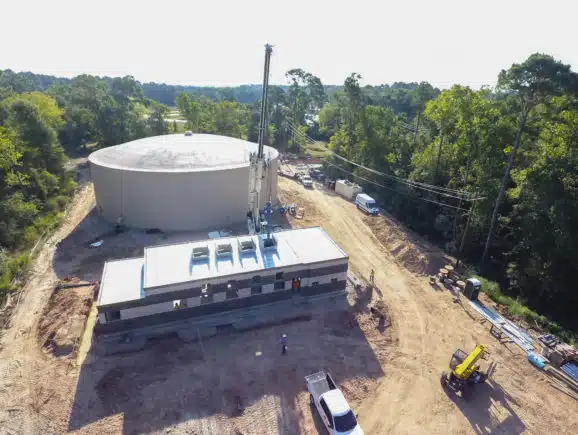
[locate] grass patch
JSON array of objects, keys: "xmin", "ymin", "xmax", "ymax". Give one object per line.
[
  {"xmin": 164, "ymin": 110, "xmax": 185, "ymax": 120},
  {"xmin": 170, "ymin": 122, "xmax": 187, "ymax": 133},
  {"xmin": 0, "ymin": 253, "xmax": 31, "ymax": 297},
  {"xmin": 303, "ymin": 141, "xmax": 331, "ymax": 158},
  {"xmin": 473, "ymin": 275, "xmax": 576, "ymax": 344},
  {"xmin": 0, "ymin": 189, "xmax": 73, "ymax": 303}
]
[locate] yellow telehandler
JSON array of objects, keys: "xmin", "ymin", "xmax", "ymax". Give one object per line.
[{"xmin": 441, "ymin": 344, "xmax": 497, "ymax": 399}]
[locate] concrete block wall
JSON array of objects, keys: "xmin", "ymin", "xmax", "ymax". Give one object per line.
[
  {"xmin": 98, "ymin": 261, "xmax": 349, "ymax": 327},
  {"xmin": 143, "ymin": 260, "xmax": 348, "ymax": 297},
  {"xmin": 121, "ymin": 301, "xmax": 174, "ymax": 320},
  {"xmin": 238, "ymin": 288, "xmax": 251, "ymax": 298},
  {"xmin": 308, "ymin": 272, "xmax": 347, "ymax": 286},
  {"xmin": 187, "ymin": 296, "xmax": 201, "ymax": 307},
  {"xmin": 214, "ymin": 292, "xmax": 226, "ymax": 303},
  {"xmin": 95, "ymin": 290, "xmax": 294, "ymax": 335}
]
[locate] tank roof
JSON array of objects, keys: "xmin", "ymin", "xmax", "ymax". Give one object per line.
[{"xmin": 88, "ymin": 133, "xmax": 278, "ymax": 172}]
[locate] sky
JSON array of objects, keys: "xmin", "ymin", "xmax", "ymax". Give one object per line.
[{"xmin": 1, "ymin": 0, "xmax": 576, "ymax": 89}]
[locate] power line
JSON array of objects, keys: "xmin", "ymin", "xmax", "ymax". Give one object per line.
[
  {"xmin": 286, "ymin": 121, "xmax": 315, "ymax": 145},
  {"xmin": 324, "ymin": 160, "xmax": 471, "ymax": 212},
  {"xmin": 290, "ymin": 121, "xmax": 485, "ymax": 200},
  {"xmin": 286, "ymin": 121, "xmax": 316, "ymax": 144},
  {"xmin": 328, "ymin": 148, "xmax": 475, "ymax": 198},
  {"xmin": 286, "ymin": 120, "xmax": 479, "ymax": 200},
  {"xmin": 328, "ymin": 153, "xmax": 482, "ymax": 201}
]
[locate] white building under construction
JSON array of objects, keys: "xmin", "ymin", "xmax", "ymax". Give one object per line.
[{"xmin": 95, "ymin": 227, "xmax": 349, "ymax": 335}]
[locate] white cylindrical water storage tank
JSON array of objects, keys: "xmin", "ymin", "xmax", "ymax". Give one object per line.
[{"xmin": 89, "ymin": 134, "xmax": 279, "ymax": 231}]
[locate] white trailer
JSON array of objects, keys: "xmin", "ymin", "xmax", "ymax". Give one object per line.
[{"xmin": 335, "ymin": 180, "xmax": 362, "ymax": 200}]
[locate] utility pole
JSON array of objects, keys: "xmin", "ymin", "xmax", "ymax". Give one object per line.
[
  {"xmin": 455, "ymin": 200, "xmax": 476, "ymax": 269},
  {"xmin": 413, "ymin": 112, "xmax": 421, "ymax": 147},
  {"xmin": 434, "ymin": 125, "xmax": 444, "ymax": 184},
  {"xmin": 452, "ymin": 133, "xmax": 476, "ymax": 242},
  {"xmin": 481, "ymin": 110, "xmax": 527, "ymax": 268}
]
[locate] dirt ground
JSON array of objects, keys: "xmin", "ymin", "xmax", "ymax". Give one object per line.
[
  {"xmin": 279, "ymin": 177, "xmax": 578, "ymax": 434},
  {"xmin": 38, "ymin": 281, "xmax": 96, "ymax": 358},
  {"xmin": 0, "ymin": 170, "xmax": 577, "ymax": 434},
  {"xmin": 0, "ymin": 183, "xmax": 97, "ymax": 434}
]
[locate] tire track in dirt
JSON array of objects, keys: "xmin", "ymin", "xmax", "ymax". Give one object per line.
[
  {"xmin": 279, "ymin": 178, "xmax": 578, "ymax": 435},
  {"xmin": 0, "ymin": 185, "xmax": 95, "ymax": 434},
  {"xmin": 280, "ymin": 180, "xmax": 430, "ymax": 433}
]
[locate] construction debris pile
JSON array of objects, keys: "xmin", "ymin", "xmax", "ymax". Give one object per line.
[{"xmin": 539, "ymin": 334, "xmax": 578, "ymax": 382}]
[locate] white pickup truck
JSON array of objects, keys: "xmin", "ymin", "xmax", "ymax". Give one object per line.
[
  {"xmin": 300, "ymin": 174, "xmax": 313, "ymax": 188},
  {"xmin": 305, "ymin": 371, "xmax": 363, "ymax": 435}
]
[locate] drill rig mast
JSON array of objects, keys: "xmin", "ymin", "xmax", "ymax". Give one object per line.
[{"xmin": 247, "ymin": 44, "xmax": 273, "ymax": 234}]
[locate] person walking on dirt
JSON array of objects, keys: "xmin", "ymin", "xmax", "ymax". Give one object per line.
[
  {"xmin": 281, "ymin": 334, "xmax": 288, "ymax": 355},
  {"xmin": 370, "ymin": 269, "xmax": 375, "ymax": 284}
]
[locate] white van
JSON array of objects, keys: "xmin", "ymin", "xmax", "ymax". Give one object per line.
[{"xmin": 355, "ymin": 193, "xmax": 379, "ymax": 215}]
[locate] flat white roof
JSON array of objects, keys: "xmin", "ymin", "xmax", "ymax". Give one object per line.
[
  {"xmin": 97, "ymin": 257, "xmax": 144, "ymax": 307},
  {"xmin": 144, "ymin": 227, "xmax": 347, "ymax": 289},
  {"xmin": 357, "ymin": 193, "xmax": 375, "ymax": 201}
]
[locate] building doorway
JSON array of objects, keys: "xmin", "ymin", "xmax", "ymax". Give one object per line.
[{"xmin": 291, "ymin": 278, "xmax": 301, "ymax": 293}]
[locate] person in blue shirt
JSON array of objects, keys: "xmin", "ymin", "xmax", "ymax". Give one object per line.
[{"xmin": 281, "ymin": 334, "xmax": 288, "ymax": 355}]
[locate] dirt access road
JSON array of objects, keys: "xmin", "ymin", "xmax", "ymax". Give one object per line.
[
  {"xmin": 0, "ymin": 184, "xmax": 96, "ymax": 434},
  {"xmin": 280, "ymin": 176, "xmax": 578, "ymax": 434},
  {"xmin": 0, "ymin": 172, "xmax": 576, "ymax": 435}
]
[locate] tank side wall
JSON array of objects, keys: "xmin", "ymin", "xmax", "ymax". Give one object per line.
[
  {"xmin": 92, "ymin": 147, "xmax": 278, "ymax": 230},
  {"xmin": 91, "ymin": 162, "xmax": 123, "ymax": 222},
  {"xmin": 93, "ymin": 166, "xmax": 249, "ymax": 231}
]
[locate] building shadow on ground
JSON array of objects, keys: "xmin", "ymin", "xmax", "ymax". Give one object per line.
[
  {"xmin": 52, "ymin": 209, "xmax": 250, "ymax": 282},
  {"xmin": 353, "ymin": 283, "xmax": 373, "ymax": 312},
  {"xmin": 307, "ymin": 400, "xmax": 330, "ymax": 434},
  {"xmin": 443, "ymin": 378, "xmax": 525, "ymax": 435},
  {"xmin": 52, "ymin": 208, "xmax": 158, "ymax": 281},
  {"xmin": 67, "ymin": 301, "xmax": 384, "ymax": 434}
]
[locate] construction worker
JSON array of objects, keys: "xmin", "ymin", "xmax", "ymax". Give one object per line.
[
  {"xmin": 281, "ymin": 334, "xmax": 288, "ymax": 355},
  {"xmin": 370, "ymin": 269, "xmax": 375, "ymax": 284}
]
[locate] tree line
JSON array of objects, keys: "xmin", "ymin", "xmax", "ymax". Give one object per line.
[
  {"xmin": 317, "ymin": 54, "xmax": 578, "ymax": 335},
  {"xmin": 0, "ymin": 69, "xmax": 344, "ymax": 106},
  {"xmin": 0, "ymin": 73, "xmax": 175, "ymax": 297}
]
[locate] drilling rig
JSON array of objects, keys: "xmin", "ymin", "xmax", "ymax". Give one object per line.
[{"xmin": 247, "ymin": 44, "xmax": 273, "ymax": 235}]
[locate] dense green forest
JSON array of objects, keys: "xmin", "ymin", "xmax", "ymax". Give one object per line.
[
  {"xmin": 1, "ymin": 53, "xmax": 578, "ymax": 338},
  {"xmin": 0, "ymin": 73, "xmax": 175, "ymax": 296},
  {"xmin": 0, "ymin": 69, "xmax": 341, "ymax": 106},
  {"xmin": 316, "ymin": 55, "xmax": 578, "ymax": 337}
]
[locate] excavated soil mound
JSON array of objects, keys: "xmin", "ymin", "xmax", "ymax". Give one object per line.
[
  {"xmin": 364, "ymin": 215, "xmax": 449, "ymax": 276},
  {"xmin": 38, "ymin": 283, "xmax": 95, "ymax": 358}
]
